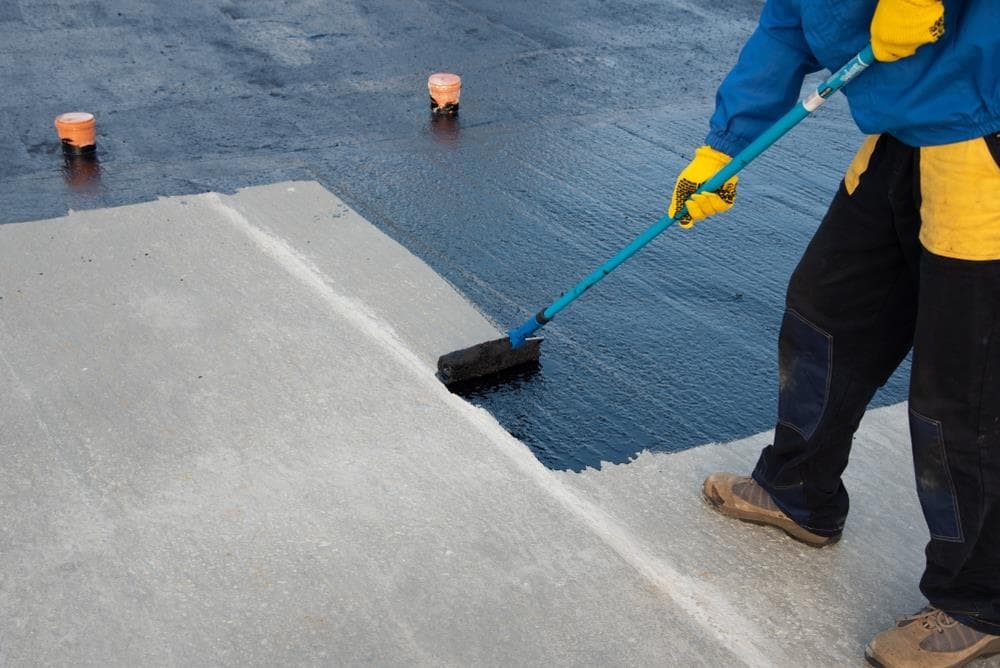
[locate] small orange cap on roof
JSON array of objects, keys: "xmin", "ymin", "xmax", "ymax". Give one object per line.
[
  {"xmin": 428, "ymin": 73, "xmax": 461, "ymax": 115},
  {"xmin": 54, "ymin": 112, "xmax": 97, "ymax": 153}
]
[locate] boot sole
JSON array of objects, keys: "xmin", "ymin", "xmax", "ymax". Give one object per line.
[
  {"xmin": 702, "ymin": 486, "xmax": 840, "ymax": 548},
  {"xmin": 865, "ymin": 635, "xmax": 1000, "ymax": 667}
]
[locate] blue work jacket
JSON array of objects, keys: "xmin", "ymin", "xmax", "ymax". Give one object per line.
[{"xmin": 707, "ymin": 0, "xmax": 1000, "ymax": 154}]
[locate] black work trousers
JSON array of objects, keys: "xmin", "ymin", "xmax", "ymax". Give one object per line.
[{"xmin": 751, "ymin": 134, "xmax": 1000, "ymax": 634}]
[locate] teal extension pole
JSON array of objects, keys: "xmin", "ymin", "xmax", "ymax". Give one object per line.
[{"xmin": 506, "ymin": 45, "xmax": 876, "ymax": 348}]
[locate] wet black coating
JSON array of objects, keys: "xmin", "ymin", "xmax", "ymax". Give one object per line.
[
  {"xmin": 430, "ymin": 97, "xmax": 460, "ymax": 116},
  {"xmin": 60, "ymin": 141, "xmax": 96, "ymax": 155},
  {"xmin": 0, "ymin": 0, "xmax": 910, "ymax": 470}
]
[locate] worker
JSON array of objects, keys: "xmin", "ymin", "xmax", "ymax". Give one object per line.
[{"xmin": 674, "ymin": 0, "xmax": 1000, "ymax": 664}]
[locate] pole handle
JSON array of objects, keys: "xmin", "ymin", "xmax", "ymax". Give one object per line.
[{"xmin": 507, "ymin": 45, "xmax": 876, "ymax": 348}]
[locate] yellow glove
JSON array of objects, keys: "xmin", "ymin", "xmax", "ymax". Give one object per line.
[
  {"xmin": 870, "ymin": 0, "xmax": 945, "ymax": 62},
  {"xmin": 668, "ymin": 146, "xmax": 738, "ymax": 229}
]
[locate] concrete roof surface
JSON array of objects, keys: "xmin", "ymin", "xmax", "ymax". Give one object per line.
[{"xmin": 3, "ymin": 184, "xmax": 993, "ymax": 666}]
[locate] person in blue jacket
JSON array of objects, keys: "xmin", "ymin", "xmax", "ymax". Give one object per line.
[{"xmin": 680, "ymin": 0, "xmax": 1000, "ymax": 665}]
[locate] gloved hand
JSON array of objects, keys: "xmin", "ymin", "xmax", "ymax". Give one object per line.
[
  {"xmin": 668, "ymin": 145, "xmax": 738, "ymax": 229},
  {"xmin": 870, "ymin": 0, "xmax": 945, "ymax": 62}
]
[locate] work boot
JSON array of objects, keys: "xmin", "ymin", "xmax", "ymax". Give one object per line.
[
  {"xmin": 701, "ymin": 473, "xmax": 839, "ymax": 547},
  {"xmin": 865, "ymin": 607, "xmax": 1000, "ymax": 667}
]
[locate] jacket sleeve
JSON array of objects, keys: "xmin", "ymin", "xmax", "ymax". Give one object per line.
[{"xmin": 706, "ymin": 0, "xmax": 823, "ymax": 156}]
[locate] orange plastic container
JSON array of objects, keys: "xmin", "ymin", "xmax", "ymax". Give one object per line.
[
  {"xmin": 54, "ymin": 112, "xmax": 97, "ymax": 154},
  {"xmin": 428, "ymin": 73, "xmax": 461, "ymax": 115}
]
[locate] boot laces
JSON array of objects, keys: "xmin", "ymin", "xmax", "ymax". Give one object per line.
[{"xmin": 900, "ymin": 607, "xmax": 959, "ymax": 633}]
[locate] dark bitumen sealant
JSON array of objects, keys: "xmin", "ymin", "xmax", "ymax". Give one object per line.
[{"xmin": 1, "ymin": 0, "xmax": 910, "ymax": 471}]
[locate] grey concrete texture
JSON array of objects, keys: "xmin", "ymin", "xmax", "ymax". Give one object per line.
[
  {"xmin": 0, "ymin": 184, "xmax": 740, "ymax": 666},
  {"xmin": 562, "ymin": 402, "xmax": 982, "ymax": 666},
  {"xmin": 3, "ymin": 184, "xmax": 995, "ymax": 666}
]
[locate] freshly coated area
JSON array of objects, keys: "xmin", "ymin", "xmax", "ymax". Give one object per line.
[
  {"xmin": 0, "ymin": 0, "xmax": 909, "ymax": 470},
  {"xmin": 3, "ymin": 184, "xmax": 989, "ymax": 665}
]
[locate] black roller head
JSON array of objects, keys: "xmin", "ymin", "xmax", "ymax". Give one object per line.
[{"xmin": 437, "ymin": 337, "xmax": 543, "ymax": 386}]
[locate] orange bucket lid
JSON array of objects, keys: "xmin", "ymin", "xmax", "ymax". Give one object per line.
[
  {"xmin": 428, "ymin": 73, "xmax": 461, "ymax": 111},
  {"xmin": 428, "ymin": 72, "xmax": 461, "ymax": 91},
  {"xmin": 54, "ymin": 112, "xmax": 97, "ymax": 151}
]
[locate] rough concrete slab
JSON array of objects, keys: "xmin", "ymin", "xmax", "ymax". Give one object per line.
[
  {"xmin": 3, "ymin": 183, "xmax": 996, "ymax": 666},
  {"xmin": 217, "ymin": 181, "xmax": 500, "ymax": 369},
  {"xmin": 562, "ymin": 402, "xmax": 1000, "ymax": 667},
  {"xmin": 1, "ymin": 183, "xmax": 751, "ymax": 666}
]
